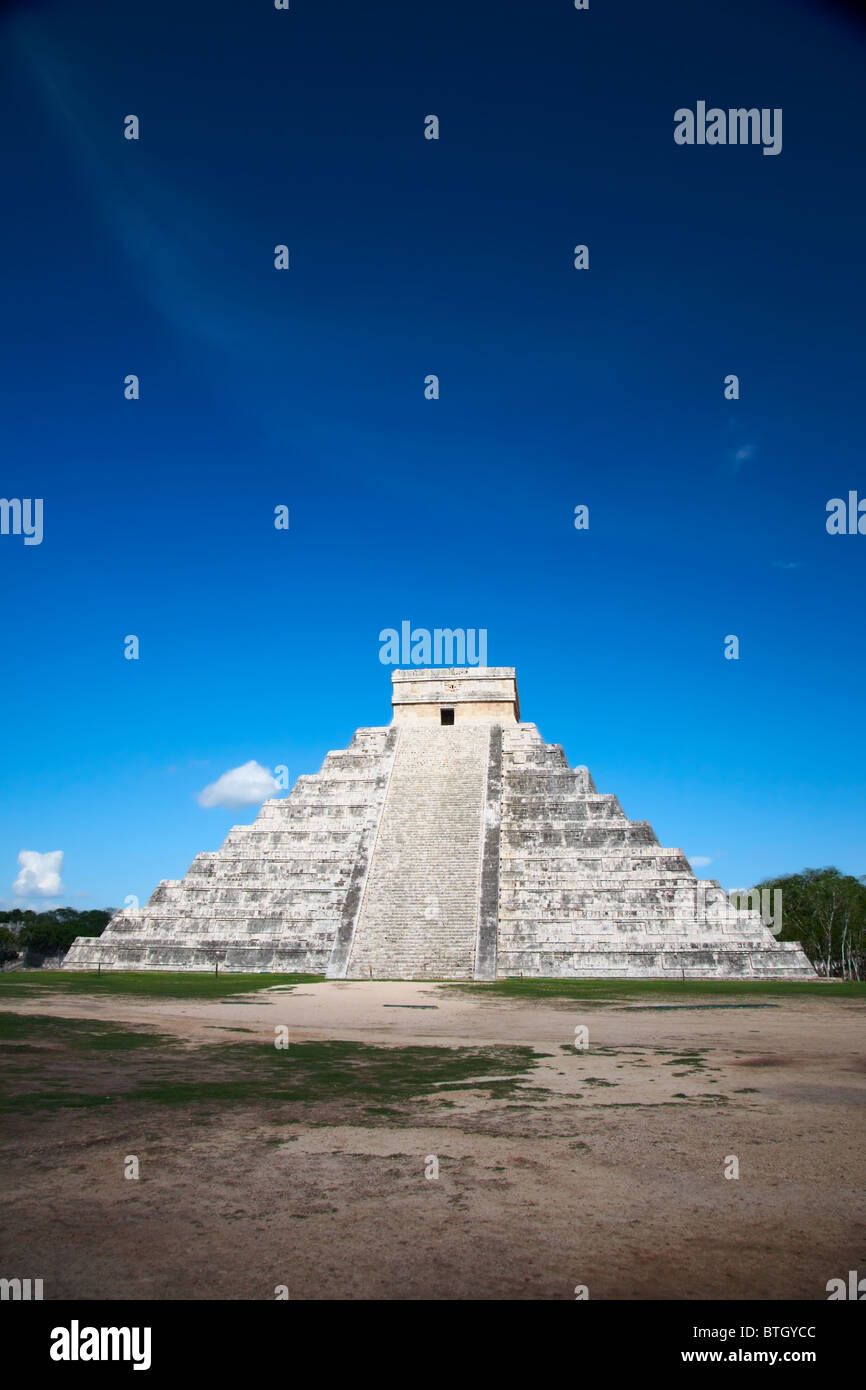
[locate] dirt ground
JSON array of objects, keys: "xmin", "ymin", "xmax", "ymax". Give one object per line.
[{"xmin": 1, "ymin": 981, "xmax": 864, "ymax": 1300}]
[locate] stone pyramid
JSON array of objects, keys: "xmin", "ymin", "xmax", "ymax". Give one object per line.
[{"xmin": 64, "ymin": 668, "xmax": 814, "ymax": 979}]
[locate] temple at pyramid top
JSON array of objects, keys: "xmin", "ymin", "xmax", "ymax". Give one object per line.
[
  {"xmin": 391, "ymin": 667, "xmax": 520, "ymax": 724},
  {"xmin": 65, "ymin": 661, "xmax": 815, "ymax": 981}
]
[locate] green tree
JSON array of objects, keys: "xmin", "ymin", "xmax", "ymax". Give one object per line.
[
  {"xmin": 0, "ymin": 927, "xmax": 20, "ymax": 968},
  {"xmin": 755, "ymin": 868, "xmax": 866, "ymax": 979},
  {"xmin": 16, "ymin": 907, "xmax": 114, "ymax": 963}
]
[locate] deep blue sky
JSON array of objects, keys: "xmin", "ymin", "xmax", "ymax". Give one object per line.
[{"xmin": 1, "ymin": 0, "xmax": 863, "ymax": 910}]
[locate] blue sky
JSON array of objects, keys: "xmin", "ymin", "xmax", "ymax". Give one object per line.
[{"xmin": 1, "ymin": 0, "xmax": 863, "ymax": 910}]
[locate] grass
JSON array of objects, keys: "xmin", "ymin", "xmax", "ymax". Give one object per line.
[
  {"xmin": 0, "ymin": 1011, "xmax": 543, "ymax": 1115},
  {"xmin": 130, "ymin": 1042, "xmax": 542, "ymax": 1109},
  {"xmin": 0, "ymin": 1011, "xmax": 179, "ymax": 1050},
  {"xmin": 452, "ymin": 977, "xmax": 866, "ymax": 1002},
  {"xmin": 0, "ymin": 970, "xmax": 321, "ymax": 999},
  {"xmin": 0, "ymin": 1012, "xmax": 183, "ymax": 1113},
  {"xmin": 2, "ymin": 972, "xmax": 861, "ymax": 1004}
]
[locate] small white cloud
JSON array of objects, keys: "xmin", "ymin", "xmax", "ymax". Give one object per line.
[
  {"xmin": 197, "ymin": 761, "xmax": 279, "ymax": 809},
  {"xmin": 773, "ymin": 560, "xmax": 801, "ymax": 570},
  {"xmin": 729, "ymin": 443, "xmax": 756, "ymax": 472},
  {"xmin": 14, "ymin": 849, "xmax": 65, "ymax": 898},
  {"xmin": 688, "ymin": 855, "xmax": 713, "ymax": 868}
]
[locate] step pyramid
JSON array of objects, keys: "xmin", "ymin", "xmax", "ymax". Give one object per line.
[{"xmin": 64, "ymin": 667, "xmax": 815, "ymax": 979}]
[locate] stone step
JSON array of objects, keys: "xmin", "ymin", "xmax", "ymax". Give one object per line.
[
  {"xmin": 220, "ymin": 832, "xmax": 367, "ymax": 852},
  {"xmin": 499, "ymin": 907, "xmax": 753, "ymax": 925},
  {"xmin": 106, "ymin": 912, "xmax": 339, "ymax": 933},
  {"xmin": 500, "ymin": 850, "xmax": 690, "ymax": 868},
  {"xmin": 345, "ymin": 725, "xmax": 490, "ymax": 979},
  {"xmin": 502, "ymin": 828, "xmax": 660, "ymax": 849},
  {"xmin": 149, "ymin": 887, "xmax": 345, "ymax": 909},
  {"xmin": 63, "ymin": 938, "xmax": 333, "ymax": 972},
  {"xmin": 499, "ymin": 874, "xmax": 701, "ymax": 888},
  {"xmin": 496, "ymin": 949, "xmax": 815, "ymax": 979}
]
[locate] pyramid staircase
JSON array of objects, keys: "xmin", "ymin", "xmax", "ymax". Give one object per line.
[{"xmin": 343, "ymin": 724, "xmax": 490, "ymax": 979}]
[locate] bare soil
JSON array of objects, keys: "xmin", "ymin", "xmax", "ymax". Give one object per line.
[{"xmin": 1, "ymin": 981, "xmax": 863, "ymax": 1300}]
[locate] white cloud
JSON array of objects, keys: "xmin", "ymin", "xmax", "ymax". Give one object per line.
[
  {"xmin": 197, "ymin": 761, "xmax": 279, "ymax": 809},
  {"xmin": 14, "ymin": 849, "xmax": 65, "ymax": 898},
  {"xmin": 729, "ymin": 443, "xmax": 756, "ymax": 472},
  {"xmin": 688, "ymin": 855, "xmax": 713, "ymax": 868}
]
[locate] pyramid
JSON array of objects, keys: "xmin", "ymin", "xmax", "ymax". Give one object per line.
[{"xmin": 64, "ymin": 668, "xmax": 814, "ymax": 979}]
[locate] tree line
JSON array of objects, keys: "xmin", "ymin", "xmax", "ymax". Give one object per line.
[
  {"xmin": 756, "ymin": 868, "xmax": 866, "ymax": 980},
  {"xmin": 0, "ymin": 907, "xmax": 115, "ymax": 966}
]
